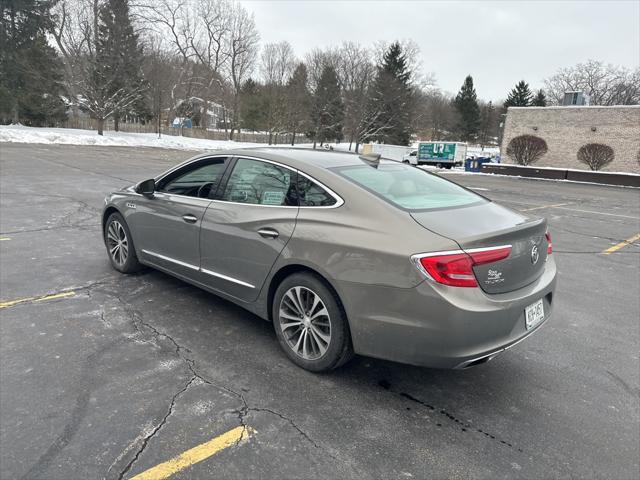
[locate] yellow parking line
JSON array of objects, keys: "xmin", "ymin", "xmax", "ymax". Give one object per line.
[
  {"xmin": 0, "ymin": 237, "xmax": 10, "ymax": 241},
  {"xmin": 602, "ymin": 233, "xmax": 640, "ymax": 255},
  {"xmin": 129, "ymin": 426, "xmax": 254, "ymax": 480},
  {"xmin": 0, "ymin": 291, "xmax": 76, "ymax": 309},
  {"xmin": 520, "ymin": 203, "xmax": 569, "ymax": 212}
]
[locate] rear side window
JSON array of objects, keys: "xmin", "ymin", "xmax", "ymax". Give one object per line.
[
  {"xmin": 297, "ymin": 176, "xmax": 336, "ymax": 207},
  {"xmin": 221, "ymin": 158, "xmax": 297, "ymax": 206},
  {"xmin": 336, "ymin": 163, "xmax": 484, "ymax": 211}
]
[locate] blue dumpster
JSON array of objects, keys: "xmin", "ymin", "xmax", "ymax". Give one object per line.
[{"xmin": 465, "ymin": 156, "xmax": 492, "ymax": 172}]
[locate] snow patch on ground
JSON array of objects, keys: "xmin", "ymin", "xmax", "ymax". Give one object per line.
[{"xmin": 0, "ymin": 125, "xmax": 262, "ymax": 151}]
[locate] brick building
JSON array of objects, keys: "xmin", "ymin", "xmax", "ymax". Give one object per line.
[{"xmin": 501, "ymin": 105, "xmax": 640, "ymax": 174}]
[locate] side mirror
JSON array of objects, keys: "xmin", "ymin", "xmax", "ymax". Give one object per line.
[{"xmin": 136, "ymin": 178, "xmax": 155, "ymax": 197}]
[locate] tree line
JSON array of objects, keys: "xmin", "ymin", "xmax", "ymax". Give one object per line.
[{"xmin": 2, "ymin": 0, "xmax": 639, "ymax": 150}]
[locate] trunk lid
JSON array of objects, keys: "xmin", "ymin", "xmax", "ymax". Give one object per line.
[{"xmin": 411, "ymin": 201, "xmax": 548, "ymax": 294}]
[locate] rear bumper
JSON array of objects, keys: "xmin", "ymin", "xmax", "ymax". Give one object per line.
[{"xmin": 337, "ymin": 256, "xmax": 557, "ymax": 369}]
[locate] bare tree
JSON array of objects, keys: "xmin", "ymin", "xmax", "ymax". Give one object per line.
[
  {"xmin": 226, "ymin": 2, "xmax": 259, "ymax": 140},
  {"xmin": 333, "ymin": 42, "xmax": 375, "ymax": 151},
  {"xmin": 304, "ymin": 47, "xmax": 340, "ymax": 92},
  {"xmin": 261, "ymin": 41, "xmax": 295, "ymax": 86},
  {"xmin": 51, "ymin": 0, "xmax": 146, "ymax": 134},
  {"xmin": 506, "ymin": 135, "xmax": 548, "ymax": 166},
  {"xmin": 50, "ymin": 0, "xmax": 101, "ymax": 116},
  {"xmin": 190, "ymin": 0, "xmax": 230, "ymax": 129},
  {"xmin": 413, "ymin": 90, "xmax": 458, "ymax": 141},
  {"xmin": 577, "ymin": 143, "xmax": 615, "ymax": 171},
  {"xmin": 544, "ymin": 60, "xmax": 640, "ymax": 106},
  {"xmin": 260, "ymin": 41, "xmax": 295, "ymax": 143},
  {"xmin": 137, "ymin": 0, "xmax": 199, "ymax": 127}
]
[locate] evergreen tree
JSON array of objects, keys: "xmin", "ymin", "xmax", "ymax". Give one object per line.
[
  {"xmin": 286, "ymin": 63, "xmax": 311, "ymax": 145},
  {"xmin": 310, "ymin": 65, "xmax": 343, "ymax": 147},
  {"xmin": 239, "ymin": 78, "xmax": 265, "ymax": 132},
  {"xmin": 0, "ymin": 0, "xmax": 67, "ymax": 125},
  {"xmin": 532, "ymin": 89, "xmax": 547, "ymax": 106},
  {"xmin": 367, "ymin": 42, "xmax": 413, "ymax": 145},
  {"xmin": 96, "ymin": 0, "xmax": 147, "ymax": 130},
  {"xmin": 478, "ymin": 101, "xmax": 498, "ymax": 147},
  {"xmin": 453, "ymin": 75, "xmax": 480, "ymax": 142},
  {"xmin": 504, "ymin": 80, "xmax": 533, "ymax": 107}
]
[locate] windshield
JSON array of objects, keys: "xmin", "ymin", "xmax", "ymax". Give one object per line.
[{"xmin": 336, "ymin": 163, "xmax": 485, "ymax": 211}]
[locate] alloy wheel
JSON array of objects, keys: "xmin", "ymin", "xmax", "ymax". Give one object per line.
[
  {"xmin": 106, "ymin": 220, "xmax": 128, "ymax": 266},
  {"xmin": 278, "ymin": 286, "xmax": 331, "ymax": 360}
]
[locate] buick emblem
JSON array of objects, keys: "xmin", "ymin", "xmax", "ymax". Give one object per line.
[{"xmin": 531, "ymin": 245, "xmax": 539, "ymax": 264}]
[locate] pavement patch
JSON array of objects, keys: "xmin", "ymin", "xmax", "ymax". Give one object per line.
[{"xmin": 129, "ymin": 426, "xmax": 254, "ymax": 480}]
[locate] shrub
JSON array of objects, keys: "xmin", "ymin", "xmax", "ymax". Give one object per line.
[
  {"xmin": 506, "ymin": 135, "xmax": 548, "ymax": 166},
  {"xmin": 577, "ymin": 143, "xmax": 615, "ymax": 171}
]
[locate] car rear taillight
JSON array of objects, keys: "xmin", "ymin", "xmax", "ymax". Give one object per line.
[
  {"xmin": 545, "ymin": 231, "xmax": 552, "ymax": 255},
  {"xmin": 415, "ymin": 246, "xmax": 512, "ymax": 288}
]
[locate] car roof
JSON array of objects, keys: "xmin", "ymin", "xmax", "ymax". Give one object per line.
[
  {"xmin": 173, "ymin": 147, "xmax": 400, "ymax": 194},
  {"xmin": 214, "ymin": 147, "xmax": 364, "ymax": 169}
]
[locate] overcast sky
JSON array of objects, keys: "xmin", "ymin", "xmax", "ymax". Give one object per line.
[{"xmin": 242, "ymin": 0, "xmax": 640, "ymax": 101}]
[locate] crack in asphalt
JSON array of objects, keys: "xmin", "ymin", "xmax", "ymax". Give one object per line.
[
  {"xmin": 549, "ymin": 224, "xmax": 640, "ymax": 245},
  {"xmin": 105, "ymin": 287, "xmax": 330, "ymax": 479},
  {"xmin": 248, "ymin": 407, "xmax": 324, "ymax": 451},
  {"xmin": 36, "ymin": 155, "xmax": 135, "ymax": 183},
  {"xmin": 10, "ymin": 275, "xmax": 335, "ymax": 477},
  {"xmin": 116, "ymin": 375, "xmax": 200, "ymax": 480},
  {"xmin": 0, "ymin": 191, "xmax": 101, "ymax": 235},
  {"xmin": 378, "ymin": 380, "xmax": 524, "ymax": 453}
]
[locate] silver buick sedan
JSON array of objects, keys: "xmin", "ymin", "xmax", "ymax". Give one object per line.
[{"xmin": 102, "ymin": 148, "xmax": 556, "ymax": 372}]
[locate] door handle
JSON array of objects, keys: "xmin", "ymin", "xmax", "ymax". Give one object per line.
[
  {"xmin": 182, "ymin": 214, "xmax": 198, "ymax": 224},
  {"xmin": 257, "ymin": 228, "xmax": 279, "ymax": 239}
]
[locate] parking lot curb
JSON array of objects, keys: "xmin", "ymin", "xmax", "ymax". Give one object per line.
[{"xmin": 481, "ymin": 164, "xmax": 640, "ymax": 187}]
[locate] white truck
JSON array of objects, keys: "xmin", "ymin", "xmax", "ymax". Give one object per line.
[
  {"xmin": 368, "ymin": 144, "xmax": 415, "ymax": 162},
  {"xmin": 402, "ymin": 142, "xmax": 467, "ymax": 168}
]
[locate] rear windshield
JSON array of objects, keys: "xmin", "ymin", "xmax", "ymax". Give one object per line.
[{"xmin": 335, "ymin": 163, "xmax": 485, "ymax": 211}]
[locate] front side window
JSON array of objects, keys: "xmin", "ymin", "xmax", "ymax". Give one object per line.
[
  {"xmin": 158, "ymin": 158, "xmax": 227, "ymax": 198},
  {"xmin": 297, "ymin": 176, "xmax": 336, "ymax": 207},
  {"xmin": 221, "ymin": 158, "xmax": 297, "ymax": 206},
  {"xmin": 335, "ymin": 163, "xmax": 484, "ymax": 211}
]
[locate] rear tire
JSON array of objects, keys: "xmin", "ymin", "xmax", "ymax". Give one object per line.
[
  {"xmin": 273, "ymin": 272, "xmax": 353, "ymax": 372},
  {"xmin": 104, "ymin": 212, "xmax": 142, "ymax": 274}
]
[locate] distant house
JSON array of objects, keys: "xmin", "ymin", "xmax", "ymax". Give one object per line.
[
  {"xmin": 171, "ymin": 117, "xmax": 192, "ymax": 129},
  {"xmin": 172, "ymin": 97, "xmax": 226, "ymax": 129}
]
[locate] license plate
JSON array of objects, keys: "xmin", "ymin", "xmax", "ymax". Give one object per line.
[{"xmin": 525, "ymin": 299, "xmax": 545, "ymax": 330}]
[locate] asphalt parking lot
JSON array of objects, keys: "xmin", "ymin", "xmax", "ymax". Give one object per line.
[{"xmin": 1, "ymin": 143, "xmax": 639, "ymax": 480}]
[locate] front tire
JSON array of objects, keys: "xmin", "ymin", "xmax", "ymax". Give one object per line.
[
  {"xmin": 273, "ymin": 273, "xmax": 353, "ymax": 372},
  {"xmin": 104, "ymin": 212, "xmax": 141, "ymax": 274}
]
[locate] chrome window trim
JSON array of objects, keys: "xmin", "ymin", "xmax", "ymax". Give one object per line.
[
  {"xmin": 142, "ymin": 249, "xmax": 255, "ymax": 289},
  {"xmin": 297, "ymin": 169, "xmax": 345, "ymax": 209},
  {"xmin": 154, "ymin": 154, "xmax": 229, "ymax": 185},
  {"xmin": 147, "ymin": 153, "xmax": 344, "ymax": 209},
  {"xmin": 150, "ymin": 191, "xmax": 214, "ymax": 205},
  {"xmin": 210, "ymin": 199, "xmax": 298, "ymax": 209},
  {"xmin": 215, "ymin": 155, "xmax": 344, "ymax": 209}
]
